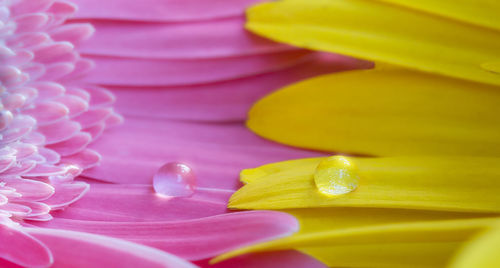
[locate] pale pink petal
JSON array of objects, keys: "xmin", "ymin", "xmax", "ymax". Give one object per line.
[
  {"xmin": 32, "ymin": 82, "xmax": 65, "ymax": 100},
  {"xmin": 34, "ymin": 211, "xmax": 298, "ymax": 260},
  {"xmin": 79, "ymin": 18, "xmax": 293, "ymax": 59},
  {"xmin": 85, "ymin": 51, "xmax": 312, "ymax": 86},
  {"xmin": 70, "ymin": 0, "xmax": 264, "ymax": 22},
  {"xmin": 7, "ymin": 32, "xmax": 51, "ymax": 50},
  {"xmin": 0, "ymin": 224, "xmax": 52, "ymax": 268},
  {"xmin": 82, "ymin": 86, "xmax": 115, "ymax": 108},
  {"xmin": 59, "ymin": 149, "xmax": 101, "ymax": 169},
  {"xmin": 9, "ymin": 0, "xmax": 54, "ymax": 16},
  {"xmin": 22, "ymin": 101, "xmax": 69, "ymax": 124},
  {"xmin": 82, "ymin": 122, "xmax": 105, "ymax": 139},
  {"xmin": 73, "ymin": 108, "xmax": 111, "ymax": 128},
  {"xmin": 37, "ymin": 148, "xmax": 60, "ymax": 164},
  {"xmin": 42, "ymin": 181, "xmax": 89, "ymax": 209},
  {"xmin": 25, "ymin": 228, "xmax": 197, "ymax": 268},
  {"xmin": 54, "ymin": 95, "xmax": 88, "ymax": 117},
  {"xmin": 13, "ymin": 13, "xmax": 49, "ymax": 33},
  {"xmin": 37, "ymin": 119, "xmax": 81, "ymax": 144},
  {"xmin": 46, "ymin": 132, "xmax": 91, "ymax": 156},
  {"xmin": 49, "ymin": 23, "xmax": 95, "ymax": 44},
  {"xmin": 4, "ymin": 178, "xmax": 54, "ymax": 201},
  {"xmin": 40, "ymin": 62, "xmax": 75, "ymax": 81}
]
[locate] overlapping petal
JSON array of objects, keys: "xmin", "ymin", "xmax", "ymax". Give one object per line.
[
  {"xmin": 245, "ymin": 0, "xmax": 500, "ymax": 85},
  {"xmin": 246, "ymin": 69, "xmax": 500, "ymax": 156}
]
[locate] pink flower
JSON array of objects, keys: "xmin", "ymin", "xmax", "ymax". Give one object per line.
[{"xmin": 0, "ymin": 0, "xmax": 368, "ymax": 267}]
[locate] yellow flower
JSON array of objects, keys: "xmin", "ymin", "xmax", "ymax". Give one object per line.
[{"xmin": 214, "ymin": 0, "xmax": 500, "ymax": 267}]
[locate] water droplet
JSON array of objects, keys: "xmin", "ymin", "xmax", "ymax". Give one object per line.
[
  {"xmin": 314, "ymin": 155, "xmax": 360, "ymax": 196},
  {"xmin": 480, "ymin": 62, "xmax": 500, "ymax": 74},
  {"xmin": 153, "ymin": 162, "xmax": 196, "ymax": 197}
]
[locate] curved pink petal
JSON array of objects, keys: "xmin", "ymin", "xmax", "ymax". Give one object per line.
[
  {"xmin": 5, "ymin": 178, "xmax": 54, "ymax": 202},
  {"xmin": 43, "ymin": 181, "xmax": 89, "ymax": 209},
  {"xmin": 0, "ymin": 224, "xmax": 52, "ymax": 268},
  {"xmin": 70, "ymin": 0, "xmax": 264, "ymax": 22},
  {"xmin": 50, "ymin": 182, "xmax": 229, "ymax": 222},
  {"xmin": 79, "ymin": 18, "xmax": 293, "ymax": 59},
  {"xmin": 110, "ymin": 54, "xmax": 368, "ymax": 122},
  {"xmin": 37, "ymin": 119, "xmax": 81, "ymax": 144},
  {"xmin": 25, "ymin": 227, "xmax": 197, "ymax": 268},
  {"xmin": 22, "ymin": 101, "xmax": 69, "ymax": 124},
  {"xmin": 85, "ymin": 51, "xmax": 312, "ymax": 86},
  {"xmin": 59, "ymin": 149, "xmax": 101, "ymax": 169},
  {"xmin": 46, "ymin": 132, "xmax": 92, "ymax": 156},
  {"xmin": 85, "ymin": 118, "xmax": 326, "ymax": 189},
  {"xmin": 33, "ymin": 211, "xmax": 298, "ymax": 260}
]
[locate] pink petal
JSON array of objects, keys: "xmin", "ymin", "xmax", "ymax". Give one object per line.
[
  {"xmin": 32, "ymin": 82, "xmax": 65, "ymax": 101},
  {"xmin": 7, "ymin": 32, "xmax": 51, "ymax": 49},
  {"xmin": 110, "ymin": 54, "xmax": 367, "ymax": 122},
  {"xmin": 79, "ymin": 18, "xmax": 294, "ymax": 59},
  {"xmin": 34, "ymin": 211, "xmax": 298, "ymax": 260},
  {"xmin": 54, "ymin": 95, "xmax": 88, "ymax": 117},
  {"xmin": 59, "ymin": 149, "xmax": 101, "ymax": 169},
  {"xmin": 22, "ymin": 101, "xmax": 69, "ymax": 124},
  {"xmin": 71, "ymin": 0, "xmax": 264, "ymax": 22},
  {"xmin": 1, "ymin": 160, "xmax": 37, "ymax": 176},
  {"xmin": 85, "ymin": 118, "xmax": 325, "ymax": 189},
  {"xmin": 46, "ymin": 132, "xmax": 91, "ymax": 156},
  {"xmin": 37, "ymin": 119, "xmax": 81, "ymax": 144},
  {"xmin": 0, "ymin": 224, "xmax": 52, "ymax": 268},
  {"xmin": 82, "ymin": 86, "xmax": 115, "ymax": 107},
  {"xmin": 85, "ymin": 51, "xmax": 312, "ymax": 86},
  {"xmin": 43, "ymin": 181, "xmax": 89, "ymax": 209},
  {"xmin": 33, "ymin": 42, "xmax": 75, "ymax": 64},
  {"xmin": 73, "ymin": 108, "xmax": 112, "ymax": 128},
  {"xmin": 49, "ymin": 23, "xmax": 95, "ymax": 44},
  {"xmin": 4, "ymin": 178, "xmax": 54, "ymax": 201},
  {"xmin": 37, "ymin": 148, "xmax": 60, "ymax": 164},
  {"xmin": 15, "ymin": 201, "xmax": 51, "ymax": 217},
  {"xmin": 40, "ymin": 62, "xmax": 75, "ymax": 81},
  {"xmin": 83, "ymin": 122, "xmax": 105, "ymax": 139},
  {"xmin": 14, "ymin": 13, "xmax": 49, "ymax": 33},
  {"xmin": 25, "ymin": 228, "xmax": 197, "ymax": 268},
  {"xmin": 51, "ymin": 182, "xmax": 229, "ymax": 222},
  {"xmin": 9, "ymin": 0, "xmax": 54, "ymax": 16},
  {"xmin": 0, "ymin": 115, "xmax": 35, "ymax": 144}
]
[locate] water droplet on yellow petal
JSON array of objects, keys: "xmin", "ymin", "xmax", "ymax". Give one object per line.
[
  {"xmin": 314, "ymin": 155, "xmax": 359, "ymax": 196},
  {"xmin": 480, "ymin": 62, "xmax": 500, "ymax": 74}
]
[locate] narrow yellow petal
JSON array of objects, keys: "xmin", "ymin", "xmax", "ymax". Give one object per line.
[
  {"xmin": 450, "ymin": 225, "xmax": 500, "ymax": 268},
  {"xmin": 247, "ymin": 69, "xmax": 500, "ymax": 156},
  {"xmin": 246, "ymin": 0, "xmax": 500, "ymax": 85},
  {"xmin": 229, "ymin": 156, "xmax": 500, "ymax": 212},
  {"xmin": 301, "ymin": 242, "xmax": 460, "ymax": 268},
  {"xmin": 214, "ymin": 217, "xmax": 499, "ymax": 265},
  {"xmin": 376, "ymin": 0, "xmax": 500, "ymax": 31}
]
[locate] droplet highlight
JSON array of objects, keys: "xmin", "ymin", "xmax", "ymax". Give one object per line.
[
  {"xmin": 314, "ymin": 155, "xmax": 360, "ymax": 196},
  {"xmin": 153, "ymin": 162, "xmax": 196, "ymax": 197},
  {"xmin": 480, "ymin": 62, "xmax": 500, "ymax": 74}
]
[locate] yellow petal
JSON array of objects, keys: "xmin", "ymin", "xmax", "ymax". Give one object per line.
[
  {"xmin": 376, "ymin": 0, "xmax": 500, "ymax": 31},
  {"xmin": 229, "ymin": 156, "xmax": 500, "ymax": 212},
  {"xmin": 450, "ymin": 225, "xmax": 500, "ymax": 268},
  {"xmin": 247, "ymin": 69, "xmax": 500, "ymax": 156},
  {"xmin": 246, "ymin": 0, "xmax": 500, "ymax": 85},
  {"xmin": 214, "ymin": 216, "xmax": 499, "ymax": 266}
]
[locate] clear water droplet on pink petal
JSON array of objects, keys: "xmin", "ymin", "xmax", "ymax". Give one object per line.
[{"xmin": 153, "ymin": 162, "xmax": 196, "ymax": 198}]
